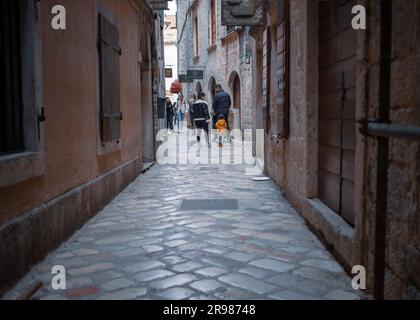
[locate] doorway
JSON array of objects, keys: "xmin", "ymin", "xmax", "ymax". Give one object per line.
[{"xmin": 229, "ymin": 72, "xmax": 241, "ymax": 131}]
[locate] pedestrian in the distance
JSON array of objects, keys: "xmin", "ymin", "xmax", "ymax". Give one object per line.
[
  {"xmin": 213, "ymin": 84, "xmax": 232, "ymax": 131},
  {"xmin": 192, "ymin": 92, "xmax": 211, "ymax": 146},
  {"xmin": 173, "ymin": 98, "xmax": 178, "ymax": 129},
  {"xmin": 166, "ymin": 97, "xmax": 174, "ymax": 132},
  {"xmin": 188, "ymin": 94, "xmax": 197, "ymax": 134},
  {"xmin": 176, "ymin": 94, "xmax": 187, "ymax": 132},
  {"xmin": 215, "ymin": 114, "xmax": 228, "ymax": 147}
]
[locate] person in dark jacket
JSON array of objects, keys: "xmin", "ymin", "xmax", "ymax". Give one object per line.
[
  {"xmin": 166, "ymin": 97, "xmax": 174, "ymax": 132},
  {"xmin": 212, "ymin": 84, "xmax": 232, "ymax": 130},
  {"xmin": 192, "ymin": 92, "xmax": 211, "ymax": 146}
]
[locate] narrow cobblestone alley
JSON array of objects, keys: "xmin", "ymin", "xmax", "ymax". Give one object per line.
[{"xmin": 4, "ymin": 132, "xmax": 363, "ymax": 300}]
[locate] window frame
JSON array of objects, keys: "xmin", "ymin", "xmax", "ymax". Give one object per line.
[
  {"xmin": 209, "ymin": 0, "xmax": 216, "ymax": 45},
  {"xmin": 193, "ymin": 10, "xmax": 199, "ymax": 58},
  {"xmin": 0, "ymin": 0, "xmax": 45, "ymax": 188},
  {"xmin": 95, "ymin": 6, "xmax": 122, "ymax": 156}
]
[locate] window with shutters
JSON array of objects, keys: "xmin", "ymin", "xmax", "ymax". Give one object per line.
[
  {"xmin": 276, "ymin": 0, "xmax": 290, "ymax": 138},
  {"xmin": 262, "ymin": 27, "xmax": 271, "ymax": 134},
  {"xmin": 98, "ymin": 13, "xmax": 122, "ymax": 144},
  {"xmin": 0, "ymin": 0, "xmax": 45, "ymax": 188}
]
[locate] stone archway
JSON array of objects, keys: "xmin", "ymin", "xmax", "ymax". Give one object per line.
[{"xmin": 229, "ymin": 71, "xmax": 241, "ymax": 131}]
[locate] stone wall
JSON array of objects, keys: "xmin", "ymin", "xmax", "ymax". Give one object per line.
[
  {"xmin": 260, "ymin": 0, "xmax": 420, "ymax": 299},
  {"xmin": 362, "ymin": 0, "xmax": 420, "ymax": 299},
  {"xmin": 177, "ymin": 0, "xmax": 255, "ymax": 130}
]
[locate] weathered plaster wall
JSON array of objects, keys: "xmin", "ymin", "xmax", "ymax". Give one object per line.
[{"xmin": 0, "ymin": 0, "xmax": 143, "ymax": 224}]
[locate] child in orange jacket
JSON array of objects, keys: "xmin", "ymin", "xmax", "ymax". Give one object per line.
[{"xmin": 215, "ymin": 114, "xmax": 228, "ymax": 147}]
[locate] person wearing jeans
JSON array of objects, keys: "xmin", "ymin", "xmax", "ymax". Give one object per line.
[{"xmin": 176, "ymin": 94, "xmax": 186, "ymax": 132}]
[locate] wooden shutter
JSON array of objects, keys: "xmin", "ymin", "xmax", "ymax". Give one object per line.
[
  {"xmin": 318, "ymin": 0, "xmax": 357, "ymax": 226},
  {"xmin": 98, "ymin": 14, "xmax": 122, "ymax": 142},
  {"xmin": 0, "ymin": 0, "xmax": 24, "ymax": 155},
  {"xmin": 276, "ymin": 0, "xmax": 290, "ymax": 138},
  {"xmin": 262, "ymin": 27, "xmax": 271, "ymax": 134}
]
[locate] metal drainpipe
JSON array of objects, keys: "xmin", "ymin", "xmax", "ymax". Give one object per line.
[{"xmin": 373, "ymin": 0, "xmax": 392, "ymax": 300}]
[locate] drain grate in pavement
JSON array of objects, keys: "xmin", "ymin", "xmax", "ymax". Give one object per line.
[{"xmin": 180, "ymin": 199, "xmax": 239, "ymax": 211}]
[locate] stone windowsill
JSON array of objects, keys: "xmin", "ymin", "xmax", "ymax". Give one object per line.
[
  {"xmin": 0, "ymin": 151, "xmax": 45, "ymax": 189},
  {"xmin": 305, "ymin": 198, "xmax": 355, "ymax": 239}
]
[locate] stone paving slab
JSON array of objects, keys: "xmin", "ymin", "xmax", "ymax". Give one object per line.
[{"xmin": 2, "ymin": 133, "xmax": 365, "ymax": 300}]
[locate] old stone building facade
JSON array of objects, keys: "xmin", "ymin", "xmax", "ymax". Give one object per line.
[
  {"xmin": 177, "ymin": 0, "xmax": 255, "ymax": 131},
  {"xmin": 245, "ymin": 0, "xmax": 420, "ymax": 299},
  {"xmin": 0, "ymin": 0, "xmax": 169, "ymax": 296},
  {"xmin": 164, "ymin": 15, "xmax": 178, "ymax": 102}
]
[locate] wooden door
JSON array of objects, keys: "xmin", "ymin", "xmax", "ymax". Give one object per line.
[
  {"xmin": 232, "ymin": 75, "xmax": 241, "ymax": 130},
  {"xmin": 318, "ymin": 0, "xmax": 357, "ymax": 226}
]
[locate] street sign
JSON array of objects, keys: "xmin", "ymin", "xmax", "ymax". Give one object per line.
[
  {"xmin": 221, "ymin": 0, "xmax": 266, "ymax": 26},
  {"xmin": 187, "ymin": 69, "xmax": 204, "ymax": 80},
  {"xmin": 165, "ymin": 68, "xmax": 173, "ymax": 78}
]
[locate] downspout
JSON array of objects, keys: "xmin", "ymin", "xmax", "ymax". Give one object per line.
[{"xmin": 373, "ymin": 0, "xmax": 392, "ymax": 300}]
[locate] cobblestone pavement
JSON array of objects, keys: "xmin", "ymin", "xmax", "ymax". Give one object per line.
[{"xmin": 3, "ymin": 131, "xmax": 364, "ymax": 300}]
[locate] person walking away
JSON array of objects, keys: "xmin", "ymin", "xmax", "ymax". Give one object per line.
[
  {"xmin": 215, "ymin": 114, "xmax": 228, "ymax": 147},
  {"xmin": 173, "ymin": 98, "xmax": 178, "ymax": 129},
  {"xmin": 176, "ymin": 94, "xmax": 187, "ymax": 132},
  {"xmin": 166, "ymin": 97, "xmax": 174, "ymax": 133},
  {"xmin": 212, "ymin": 84, "xmax": 232, "ymax": 132},
  {"xmin": 188, "ymin": 94, "xmax": 196, "ymax": 135},
  {"xmin": 192, "ymin": 92, "xmax": 211, "ymax": 146}
]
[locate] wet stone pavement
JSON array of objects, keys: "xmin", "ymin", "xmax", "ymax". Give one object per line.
[{"xmin": 4, "ymin": 133, "xmax": 364, "ymax": 300}]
